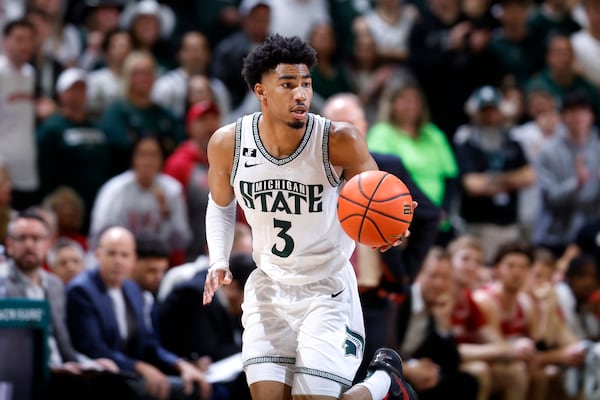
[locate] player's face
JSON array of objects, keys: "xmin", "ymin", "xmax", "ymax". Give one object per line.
[
  {"xmin": 258, "ymin": 63, "xmax": 313, "ymax": 129},
  {"xmin": 495, "ymin": 253, "xmax": 531, "ymax": 294}
]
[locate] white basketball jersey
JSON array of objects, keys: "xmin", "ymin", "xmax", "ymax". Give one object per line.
[{"xmin": 231, "ymin": 112, "xmax": 355, "ymax": 285}]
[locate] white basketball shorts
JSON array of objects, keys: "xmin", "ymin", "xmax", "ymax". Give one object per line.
[{"xmin": 241, "ymin": 264, "xmax": 365, "ymax": 397}]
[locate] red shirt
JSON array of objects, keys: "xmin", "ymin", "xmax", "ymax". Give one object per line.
[
  {"xmin": 485, "ymin": 286, "xmax": 529, "ymax": 339},
  {"xmin": 451, "ymin": 288, "xmax": 487, "ymax": 344}
]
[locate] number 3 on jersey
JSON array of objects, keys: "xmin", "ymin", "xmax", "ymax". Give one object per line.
[{"xmin": 272, "ymin": 218, "xmax": 294, "ymax": 257}]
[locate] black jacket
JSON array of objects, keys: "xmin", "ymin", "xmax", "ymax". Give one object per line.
[{"xmin": 156, "ymin": 270, "xmax": 241, "ymax": 362}]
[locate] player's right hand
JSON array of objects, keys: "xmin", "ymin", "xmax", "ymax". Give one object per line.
[
  {"xmin": 203, "ymin": 267, "xmax": 233, "ymax": 305},
  {"xmin": 375, "ymin": 200, "xmax": 418, "ymax": 252}
]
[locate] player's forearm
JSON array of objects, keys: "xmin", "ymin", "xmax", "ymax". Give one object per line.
[{"xmin": 205, "ymin": 194, "xmax": 237, "ymax": 269}]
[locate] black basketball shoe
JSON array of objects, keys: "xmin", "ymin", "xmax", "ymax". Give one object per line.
[{"xmin": 367, "ymin": 347, "xmax": 418, "ymax": 400}]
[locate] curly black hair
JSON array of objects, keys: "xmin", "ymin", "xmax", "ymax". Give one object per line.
[{"xmin": 242, "ymin": 34, "xmax": 317, "ymax": 90}]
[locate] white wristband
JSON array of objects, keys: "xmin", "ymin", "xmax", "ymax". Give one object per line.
[{"xmin": 206, "ymin": 193, "xmax": 237, "ymax": 271}]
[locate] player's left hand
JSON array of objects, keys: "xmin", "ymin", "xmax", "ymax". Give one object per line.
[{"xmin": 374, "ymin": 201, "xmax": 418, "ymax": 252}]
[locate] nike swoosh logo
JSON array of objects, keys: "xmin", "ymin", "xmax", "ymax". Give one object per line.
[
  {"xmin": 332, "ymin": 289, "xmax": 344, "ymax": 298},
  {"xmin": 244, "ymin": 162, "xmax": 261, "ymax": 168}
]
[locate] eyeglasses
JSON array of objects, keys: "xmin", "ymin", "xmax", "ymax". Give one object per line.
[{"xmin": 10, "ymin": 235, "xmax": 48, "ymax": 244}]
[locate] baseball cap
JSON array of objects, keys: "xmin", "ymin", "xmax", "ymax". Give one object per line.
[
  {"xmin": 186, "ymin": 101, "xmax": 220, "ymax": 126},
  {"xmin": 239, "ymin": 0, "xmax": 271, "ymax": 16},
  {"xmin": 470, "ymin": 86, "xmax": 502, "ymax": 111},
  {"xmin": 56, "ymin": 68, "xmax": 87, "ymax": 94}
]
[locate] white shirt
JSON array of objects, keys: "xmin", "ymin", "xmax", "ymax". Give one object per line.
[
  {"xmin": 363, "ymin": 6, "xmax": 418, "ymax": 55},
  {"xmin": 107, "ymin": 287, "xmax": 128, "ymax": 340},
  {"xmin": 571, "ymin": 30, "xmax": 600, "ymax": 86},
  {"xmin": 87, "ymin": 68, "xmax": 124, "ymax": 115},
  {"xmin": 89, "ymin": 170, "xmax": 192, "ymax": 251},
  {"xmin": 157, "ymin": 255, "xmax": 209, "ymax": 301},
  {"xmin": 43, "ymin": 24, "xmax": 81, "ymax": 67},
  {"xmin": 0, "ymin": 55, "xmax": 37, "ymax": 190},
  {"xmin": 269, "ymin": 0, "xmax": 330, "ymax": 40}
]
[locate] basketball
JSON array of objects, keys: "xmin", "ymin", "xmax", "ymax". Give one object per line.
[{"xmin": 337, "ymin": 170, "xmax": 413, "ymax": 247}]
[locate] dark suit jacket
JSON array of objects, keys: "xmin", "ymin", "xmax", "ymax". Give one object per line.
[
  {"xmin": 157, "ymin": 270, "xmax": 241, "ymax": 362},
  {"xmin": 66, "ymin": 268, "xmax": 179, "ymax": 373},
  {"xmin": 396, "ymin": 285, "xmax": 461, "ymax": 373},
  {"xmin": 2, "ymin": 261, "xmax": 79, "ymax": 363},
  {"xmin": 373, "ymin": 152, "xmax": 441, "ymax": 283}
]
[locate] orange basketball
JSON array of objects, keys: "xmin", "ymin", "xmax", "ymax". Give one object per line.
[{"xmin": 337, "ymin": 170, "xmax": 413, "ymax": 247}]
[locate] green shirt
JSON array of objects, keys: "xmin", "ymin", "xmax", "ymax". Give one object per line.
[
  {"xmin": 99, "ymin": 99, "xmax": 184, "ymax": 175},
  {"xmin": 36, "ymin": 113, "xmax": 111, "ymax": 214},
  {"xmin": 367, "ymin": 122, "xmax": 458, "ymax": 207},
  {"xmin": 526, "ymin": 69, "xmax": 600, "ymax": 121},
  {"xmin": 488, "ymin": 30, "xmax": 545, "ymax": 87},
  {"xmin": 310, "ymin": 65, "xmax": 354, "ymax": 101}
]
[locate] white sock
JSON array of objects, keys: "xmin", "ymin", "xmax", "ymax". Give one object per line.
[{"xmin": 356, "ymin": 370, "xmax": 391, "ymax": 400}]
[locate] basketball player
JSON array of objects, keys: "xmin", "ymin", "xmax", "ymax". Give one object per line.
[{"xmin": 202, "ymin": 34, "xmax": 417, "ymax": 400}]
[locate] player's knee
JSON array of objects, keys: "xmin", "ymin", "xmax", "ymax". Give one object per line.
[{"xmin": 292, "ymin": 373, "xmax": 344, "ymax": 398}]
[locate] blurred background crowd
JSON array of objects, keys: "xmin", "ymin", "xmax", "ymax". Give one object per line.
[{"xmin": 0, "ymin": 0, "xmax": 600, "ymax": 399}]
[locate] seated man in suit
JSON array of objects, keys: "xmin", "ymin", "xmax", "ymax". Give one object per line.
[
  {"xmin": 0, "ymin": 209, "xmax": 123, "ymax": 399},
  {"xmin": 66, "ymin": 226, "xmax": 211, "ymax": 400}
]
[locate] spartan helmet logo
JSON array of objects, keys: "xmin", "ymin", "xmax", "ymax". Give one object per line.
[{"xmin": 343, "ymin": 326, "xmax": 364, "ymax": 358}]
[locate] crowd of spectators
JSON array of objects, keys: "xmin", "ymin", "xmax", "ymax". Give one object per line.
[{"xmin": 1, "ymin": 0, "xmax": 600, "ymax": 399}]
